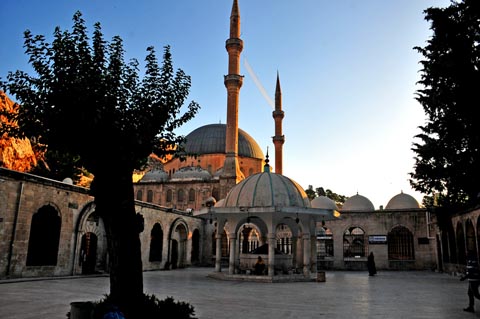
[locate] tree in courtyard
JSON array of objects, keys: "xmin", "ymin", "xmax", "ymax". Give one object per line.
[
  {"xmin": 410, "ymin": 0, "xmax": 480, "ymax": 210},
  {"xmin": 0, "ymin": 11, "xmax": 200, "ymax": 315}
]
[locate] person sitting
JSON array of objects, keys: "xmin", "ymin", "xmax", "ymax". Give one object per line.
[{"xmin": 254, "ymin": 256, "xmax": 266, "ymax": 275}]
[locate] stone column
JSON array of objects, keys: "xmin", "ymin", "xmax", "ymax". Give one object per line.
[
  {"xmin": 215, "ymin": 233, "xmax": 222, "ymax": 272},
  {"xmin": 268, "ymin": 233, "xmax": 276, "ymax": 276},
  {"xmin": 303, "ymin": 233, "xmax": 311, "ymax": 276},
  {"xmin": 296, "ymin": 234, "xmax": 304, "ymax": 270},
  {"xmin": 229, "ymin": 233, "xmax": 237, "ymax": 275}
]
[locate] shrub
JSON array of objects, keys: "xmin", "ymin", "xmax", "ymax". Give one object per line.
[{"xmin": 91, "ymin": 293, "xmax": 197, "ymax": 319}]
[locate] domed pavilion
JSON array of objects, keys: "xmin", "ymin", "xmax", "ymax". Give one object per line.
[{"xmin": 204, "ymin": 159, "xmax": 339, "ymax": 282}]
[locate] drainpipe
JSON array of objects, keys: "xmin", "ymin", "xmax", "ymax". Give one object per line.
[{"xmin": 6, "ymin": 182, "xmax": 24, "ymax": 277}]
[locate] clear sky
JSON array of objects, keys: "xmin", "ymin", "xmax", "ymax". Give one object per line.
[{"xmin": 0, "ymin": 0, "xmax": 452, "ymax": 209}]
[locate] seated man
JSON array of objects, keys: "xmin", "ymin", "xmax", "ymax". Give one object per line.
[{"xmin": 254, "ymin": 256, "xmax": 266, "ymax": 275}]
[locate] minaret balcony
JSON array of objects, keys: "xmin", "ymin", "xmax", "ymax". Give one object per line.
[
  {"xmin": 224, "ymin": 74, "xmax": 244, "ymax": 87},
  {"xmin": 225, "ymin": 38, "xmax": 244, "ymax": 51}
]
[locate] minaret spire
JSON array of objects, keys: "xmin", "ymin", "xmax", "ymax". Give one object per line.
[
  {"xmin": 222, "ymin": 0, "xmax": 245, "ymax": 188},
  {"xmin": 272, "ymin": 71, "xmax": 285, "ymax": 174}
]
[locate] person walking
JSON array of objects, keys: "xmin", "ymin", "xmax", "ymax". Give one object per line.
[
  {"xmin": 367, "ymin": 252, "xmax": 377, "ymax": 276},
  {"xmin": 461, "ymin": 256, "xmax": 480, "ymax": 313}
]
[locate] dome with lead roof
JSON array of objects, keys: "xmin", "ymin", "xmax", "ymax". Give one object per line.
[
  {"xmin": 385, "ymin": 192, "xmax": 420, "ymax": 210},
  {"xmin": 342, "ymin": 193, "xmax": 375, "ymax": 211},
  {"xmin": 311, "ymin": 196, "xmax": 338, "ymax": 211},
  {"xmin": 139, "ymin": 169, "xmax": 169, "ymax": 182},
  {"xmin": 218, "ymin": 171, "xmax": 310, "ymax": 208},
  {"xmin": 183, "ymin": 124, "xmax": 264, "ymax": 159},
  {"xmin": 171, "ymin": 166, "xmax": 212, "ymax": 181}
]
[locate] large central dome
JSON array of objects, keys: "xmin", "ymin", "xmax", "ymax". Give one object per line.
[{"xmin": 183, "ymin": 124, "xmax": 264, "ymax": 159}]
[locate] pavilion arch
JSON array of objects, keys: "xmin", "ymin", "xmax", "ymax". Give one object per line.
[
  {"xmin": 456, "ymin": 221, "xmax": 466, "ymax": 265},
  {"xmin": 167, "ymin": 218, "xmax": 189, "ymax": 269},
  {"xmin": 465, "ymin": 219, "xmax": 477, "ymax": 260},
  {"xmin": 343, "ymin": 226, "xmax": 367, "ymax": 258},
  {"xmin": 237, "ymin": 220, "xmax": 264, "ymax": 254},
  {"xmin": 26, "ymin": 204, "xmax": 62, "ymax": 266},
  {"xmin": 388, "ymin": 225, "xmax": 414, "ymax": 261},
  {"xmin": 73, "ymin": 201, "xmax": 108, "ymax": 275}
]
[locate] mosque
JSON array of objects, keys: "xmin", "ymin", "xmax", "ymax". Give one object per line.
[{"xmin": 3, "ymin": 0, "xmax": 467, "ymax": 281}]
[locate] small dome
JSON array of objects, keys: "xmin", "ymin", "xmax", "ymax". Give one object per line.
[
  {"xmin": 139, "ymin": 169, "xmax": 169, "ymax": 182},
  {"xmin": 184, "ymin": 124, "xmax": 264, "ymax": 159},
  {"xmin": 342, "ymin": 193, "xmax": 374, "ymax": 211},
  {"xmin": 62, "ymin": 177, "xmax": 74, "ymax": 185},
  {"xmin": 311, "ymin": 196, "xmax": 338, "ymax": 210},
  {"xmin": 171, "ymin": 166, "xmax": 212, "ymax": 181},
  {"xmin": 223, "ymin": 171, "xmax": 310, "ymax": 208},
  {"xmin": 385, "ymin": 192, "xmax": 420, "ymax": 210}
]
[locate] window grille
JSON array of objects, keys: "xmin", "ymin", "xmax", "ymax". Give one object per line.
[
  {"xmin": 317, "ymin": 227, "xmax": 334, "ymax": 258},
  {"xmin": 343, "ymin": 227, "xmax": 366, "ymax": 258},
  {"xmin": 388, "ymin": 226, "xmax": 414, "ymax": 260}
]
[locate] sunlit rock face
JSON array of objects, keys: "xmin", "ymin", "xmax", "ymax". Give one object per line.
[{"xmin": 0, "ymin": 91, "xmax": 38, "ymax": 172}]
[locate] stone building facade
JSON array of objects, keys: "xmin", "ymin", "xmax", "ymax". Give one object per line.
[{"xmin": 0, "ymin": 168, "xmax": 212, "ymax": 279}]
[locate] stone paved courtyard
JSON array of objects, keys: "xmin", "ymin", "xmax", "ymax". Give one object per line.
[{"xmin": 0, "ymin": 267, "xmax": 479, "ymax": 319}]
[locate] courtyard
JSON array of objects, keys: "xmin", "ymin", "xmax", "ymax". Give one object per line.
[{"xmin": 0, "ymin": 267, "xmax": 478, "ymax": 319}]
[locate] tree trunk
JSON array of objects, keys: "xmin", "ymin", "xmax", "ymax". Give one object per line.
[{"xmin": 91, "ymin": 168, "xmax": 143, "ymax": 311}]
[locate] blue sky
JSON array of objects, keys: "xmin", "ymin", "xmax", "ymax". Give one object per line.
[{"xmin": 0, "ymin": 0, "xmax": 452, "ymax": 208}]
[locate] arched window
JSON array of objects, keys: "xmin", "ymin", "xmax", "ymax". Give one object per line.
[
  {"xmin": 149, "ymin": 223, "xmax": 163, "ymax": 262},
  {"xmin": 147, "ymin": 190, "xmax": 153, "ymax": 203},
  {"xmin": 188, "ymin": 189, "xmax": 195, "ymax": 202},
  {"xmin": 343, "ymin": 226, "xmax": 366, "ymax": 258},
  {"xmin": 388, "ymin": 226, "xmax": 414, "ymax": 260},
  {"xmin": 136, "ymin": 190, "xmax": 143, "ymax": 201},
  {"xmin": 166, "ymin": 189, "xmax": 173, "ymax": 203},
  {"xmin": 317, "ymin": 227, "xmax": 334, "ymax": 258},
  {"xmin": 177, "ymin": 189, "xmax": 184, "ymax": 202},
  {"xmin": 26, "ymin": 205, "xmax": 61, "ymax": 266}
]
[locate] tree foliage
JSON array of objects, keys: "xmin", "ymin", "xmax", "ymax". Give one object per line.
[
  {"xmin": 0, "ymin": 11, "xmax": 200, "ymax": 312},
  {"xmin": 1, "ymin": 11, "xmax": 199, "ymax": 177},
  {"xmin": 410, "ymin": 0, "xmax": 480, "ymax": 209}
]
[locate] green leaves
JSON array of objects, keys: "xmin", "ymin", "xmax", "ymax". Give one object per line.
[
  {"xmin": 1, "ymin": 11, "xmax": 200, "ymax": 177},
  {"xmin": 411, "ymin": 0, "xmax": 480, "ymax": 209}
]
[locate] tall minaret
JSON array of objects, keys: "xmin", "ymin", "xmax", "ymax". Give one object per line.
[
  {"xmin": 222, "ymin": 0, "xmax": 244, "ymax": 185},
  {"xmin": 272, "ymin": 72, "xmax": 285, "ymax": 174}
]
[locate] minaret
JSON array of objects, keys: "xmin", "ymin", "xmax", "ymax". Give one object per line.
[
  {"xmin": 272, "ymin": 72, "xmax": 285, "ymax": 174},
  {"xmin": 222, "ymin": 0, "xmax": 245, "ymax": 185}
]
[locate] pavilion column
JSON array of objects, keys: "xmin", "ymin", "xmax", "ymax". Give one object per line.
[
  {"xmin": 303, "ymin": 233, "xmax": 311, "ymax": 276},
  {"xmin": 267, "ymin": 232, "xmax": 276, "ymax": 276},
  {"xmin": 228, "ymin": 233, "xmax": 237, "ymax": 275},
  {"xmin": 296, "ymin": 234, "xmax": 303, "ymax": 269},
  {"xmin": 215, "ymin": 233, "xmax": 222, "ymax": 272}
]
